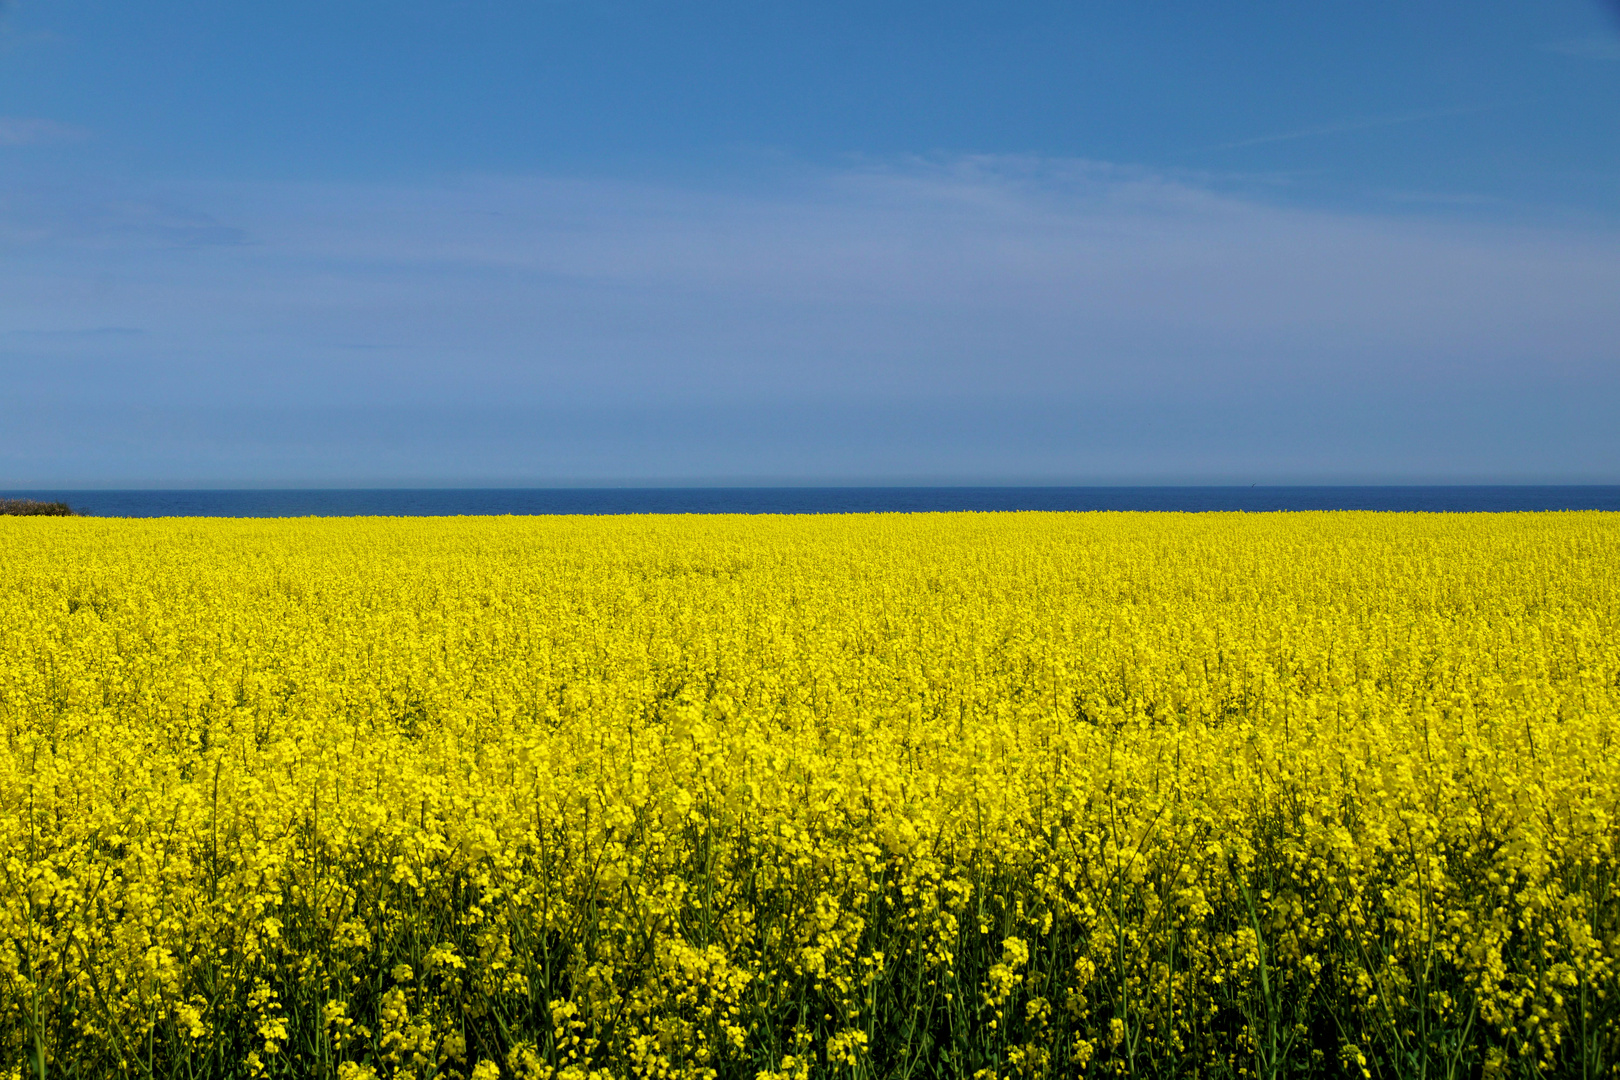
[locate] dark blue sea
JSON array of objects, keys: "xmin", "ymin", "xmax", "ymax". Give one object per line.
[{"xmin": 6, "ymin": 487, "xmax": 1620, "ymax": 517}]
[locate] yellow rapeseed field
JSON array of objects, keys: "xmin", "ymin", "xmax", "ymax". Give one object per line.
[{"xmin": 2, "ymin": 512, "xmax": 1618, "ymax": 1080}]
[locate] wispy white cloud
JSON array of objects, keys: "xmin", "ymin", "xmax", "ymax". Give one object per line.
[
  {"xmin": 0, "ymin": 27, "xmax": 60, "ymax": 55},
  {"xmin": 3, "ymin": 156, "xmax": 1619, "ymax": 482},
  {"xmin": 3, "ymin": 326, "xmax": 145, "ymax": 339},
  {"xmin": 1375, "ymin": 189, "xmax": 1504, "ymax": 207},
  {"xmin": 0, "ymin": 116, "xmax": 89, "ymax": 147},
  {"xmin": 0, "ymin": 184, "xmax": 244, "ymax": 246},
  {"xmin": 1204, "ymin": 107, "xmax": 1477, "ymax": 152},
  {"xmin": 1539, "ymin": 36, "xmax": 1620, "ymax": 60}
]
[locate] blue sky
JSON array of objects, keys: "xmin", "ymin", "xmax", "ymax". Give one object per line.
[{"xmin": 3, "ymin": 0, "xmax": 1619, "ymax": 486}]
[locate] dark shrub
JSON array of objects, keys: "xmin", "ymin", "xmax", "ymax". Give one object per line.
[{"xmin": 0, "ymin": 498, "xmax": 77, "ymax": 516}]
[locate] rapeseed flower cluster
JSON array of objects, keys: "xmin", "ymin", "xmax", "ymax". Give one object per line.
[{"xmin": 0, "ymin": 512, "xmax": 1616, "ymax": 1079}]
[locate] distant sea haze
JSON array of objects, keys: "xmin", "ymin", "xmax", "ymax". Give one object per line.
[{"xmin": 5, "ymin": 487, "xmax": 1620, "ymax": 518}]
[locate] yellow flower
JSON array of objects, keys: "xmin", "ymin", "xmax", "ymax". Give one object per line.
[{"xmin": 1, "ymin": 510, "xmax": 1615, "ymax": 1076}]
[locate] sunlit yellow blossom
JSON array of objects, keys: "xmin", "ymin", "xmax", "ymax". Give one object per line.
[{"xmin": 0, "ymin": 511, "xmax": 1616, "ymax": 1077}]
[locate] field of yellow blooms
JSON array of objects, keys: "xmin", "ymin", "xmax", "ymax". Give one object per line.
[{"xmin": 2, "ymin": 511, "xmax": 1618, "ymax": 1080}]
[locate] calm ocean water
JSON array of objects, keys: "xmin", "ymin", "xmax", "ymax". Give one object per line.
[{"xmin": 6, "ymin": 487, "xmax": 1620, "ymax": 517}]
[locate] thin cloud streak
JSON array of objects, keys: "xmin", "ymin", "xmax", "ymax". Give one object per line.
[
  {"xmin": 1539, "ymin": 36, "xmax": 1620, "ymax": 60},
  {"xmin": 1204, "ymin": 107, "xmax": 1479, "ymax": 152},
  {"xmin": 0, "ymin": 117, "xmax": 89, "ymax": 147}
]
